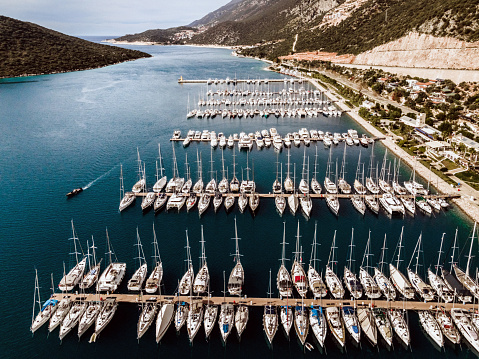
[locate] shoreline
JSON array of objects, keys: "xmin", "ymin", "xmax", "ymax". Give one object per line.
[{"xmin": 303, "ymin": 76, "xmax": 479, "ymax": 223}]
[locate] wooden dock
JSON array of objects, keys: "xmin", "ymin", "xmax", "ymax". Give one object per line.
[{"xmin": 51, "ymin": 293, "xmax": 476, "ymax": 311}]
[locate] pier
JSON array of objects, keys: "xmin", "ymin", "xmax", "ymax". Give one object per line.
[
  {"xmin": 178, "ymin": 78, "xmax": 301, "ymax": 84},
  {"xmin": 51, "ymin": 293, "xmax": 476, "ymax": 311}
]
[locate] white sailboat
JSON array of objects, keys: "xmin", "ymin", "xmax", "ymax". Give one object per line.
[
  {"xmin": 127, "ymin": 228, "xmax": 148, "ymax": 291},
  {"xmin": 309, "ymin": 305, "xmax": 327, "ymax": 348},
  {"xmin": 219, "ymin": 271, "xmax": 235, "ymax": 344},
  {"xmin": 137, "ymin": 299, "xmax": 158, "ymax": 339},
  {"xmin": 272, "ymin": 152, "xmax": 282, "ymax": 194},
  {"xmin": 78, "ymin": 299, "xmax": 102, "ymax": 339},
  {"xmin": 407, "ymin": 233, "xmax": 435, "ymax": 301},
  {"xmin": 152, "ymin": 143, "xmax": 167, "ymax": 192},
  {"xmin": 284, "ymin": 148, "xmax": 294, "ymax": 193},
  {"xmin": 358, "ymin": 307, "xmax": 377, "ymax": 346},
  {"xmin": 324, "ymin": 145, "xmax": 338, "ymax": 194},
  {"xmin": 140, "ymin": 162, "xmax": 155, "ymax": 212},
  {"xmin": 166, "ymin": 144, "xmax": 184, "ymax": 193},
  {"xmin": 389, "ymin": 227, "xmax": 415, "ymax": 299},
  {"xmin": 235, "ymin": 304, "xmax": 249, "ymax": 340},
  {"xmin": 280, "ymin": 305, "xmax": 293, "ymax": 339},
  {"xmin": 230, "ymin": 146, "xmax": 239, "ymax": 192},
  {"xmin": 311, "ymin": 145, "xmax": 322, "ymax": 194},
  {"xmin": 59, "ymin": 296, "xmax": 87, "ymax": 340},
  {"xmin": 342, "ymin": 306, "xmax": 360, "ymax": 346},
  {"xmin": 288, "ymin": 164, "xmax": 299, "ymax": 215},
  {"xmin": 132, "ymin": 148, "xmax": 146, "ymax": 193},
  {"xmin": 275, "ymin": 163, "xmax": 286, "ymax": 216},
  {"xmin": 90, "ymin": 297, "xmax": 118, "ymax": 342},
  {"xmin": 388, "ymin": 308, "xmax": 410, "ymax": 347},
  {"xmin": 354, "ymin": 150, "xmax": 367, "ymax": 194},
  {"xmin": 435, "ymin": 307, "xmax": 461, "ymax": 345},
  {"xmin": 378, "ymin": 149, "xmax": 392, "ymax": 193},
  {"xmin": 291, "ymin": 221, "xmax": 308, "ymax": 298},
  {"xmin": 359, "ymin": 230, "xmax": 381, "ymax": 299},
  {"xmin": 308, "ymin": 222, "xmax": 327, "ymax": 298},
  {"xmin": 299, "ymin": 157, "xmax": 313, "ymax": 218},
  {"xmin": 203, "ymin": 281, "xmax": 218, "ymax": 339},
  {"xmin": 79, "ymin": 237, "xmax": 102, "ymax": 290},
  {"xmin": 179, "ymin": 230, "xmax": 194, "ymax": 295},
  {"xmin": 263, "ymin": 269, "xmax": 278, "ymax": 346},
  {"xmin": 186, "ymin": 295, "xmax": 203, "ymax": 343},
  {"xmin": 428, "ymin": 233, "xmax": 454, "ymax": 302},
  {"xmin": 344, "ymin": 228, "xmax": 363, "ymax": 299},
  {"xmin": 454, "ymin": 222, "xmax": 479, "ymax": 299},
  {"xmin": 298, "ymin": 148, "xmax": 309, "ymax": 194},
  {"xmin": 372, "ymin": 307, "xmax": 393, "ymax": 347},
  {"xmin": 145, "ymin": 224, "xmax": 163, "ymax": 294},
  {"xmin": 97, "ymin": 229, "xmax": 126, "ymax": 292},
  {"xmin": 155, "ymin": 301, "xmax": 174, "ymax": 343},
  {"xmin": 338, "ymin": 143, "xmax": 351, "ymax": 194},
  {"xmin": 294, "ymin": 297, "xmax": 309, "ymax": 347},
  {"xmin": 365, "ymin": 142, "xmax": 380, "ymax": 194},
  {"xmin": 277, "ymin": 222, "xmax": 293, "ymax": 298},
  {"xmin": 119, "ymin": 164, "xmax": 135, "ymax": 212},
  {"xmin": 205, "ymin": 147, "xmax": 216, "ymax": 194},
  {"xmin": 58, "ymin": 221, "xmax": 87, "ymax": 292},
  {"xmin": 31, "ymin": 271, "xmax": 58, "ymax": 333},
  {"xmin": 373, "ymin": 234, "xmax": 397, "ymax": 301},
  {"xmin": 451, "ymin": 308, "xmax": 479, "ymax": 352},
  {"xmin": 418, "ymin": 310, "xmax": 444, "ymax": 349},
  {"xmin": 228, "ymin": 218, "xmax": 244, "ymax": 296},
  {"xmin": 325, "ymin": 231, "xmax": 345, "ymax": 299},
  {"xmin": 326, "ymin": 306, "xmax": 346, "ymax": 348},
  {"xmin": 193, "ymin": 149, "xmax": 204, "ymax": 194},
  {"xmin": 218, "ymin": 149, "xmax": 229, "ymax": 193},
  {"xmin": 193, "ymin": 226, "xmax": 209, "ymax": 295}
]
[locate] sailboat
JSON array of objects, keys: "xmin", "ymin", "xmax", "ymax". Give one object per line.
[
  {"xmin": 451, "ymin": 308, "xmax": 479, "ymax": 352},
  {"xmin": 326, "ymin": 306, "xmax": 346, "ymax": 348},
  {"xmin": 49, "ymin": 267, "xmax": 71, "ymax": 333},
  {"xmin": 326, "ymin": 161, "xmax": 340, "ymax": 216},
  {"xmin": 263, "ymin": 269, "xmax": 278, "ymax": 347},
  {"xmin": 343, "ymin": 228, "xmax": 363, "ymax": 299},
  {"xmin": 272, "ymin": 152, "xmax": 282, "ymax": 194},
  {"xmin": 179, "ymin": 230, "xmax": 194, "ymax": 295},
  {"xmin": 372, "ymin": 307, "xmax": 393, "ymax": 347},
  {"xmin": 181, "ymin": 153, "xmax": 193, "ymax": 194},
  {"xmin": 155, "ymin": 299, "xmax": 174, "ymax": 343},
  {"xmin": 78, "ymin": 296, "xmax": 102, "ymax": 339},
  {"xmin": 404, "ymin": 156, "xmax": 428, "ymax": 196},
  {"xmin": 79, "ymin": 237, "xmax": 102, "ymax": 289},
  {"xmin": 280, "ymin": 305, "xmax": 293, "ymax": 339},
  {"xmin": 310, "ymin": 304, "xmax": 327, "ymax": 348},
  {"xmin": 249, "ymin": 161, "xmax": 260, "ymax": 213},
  {"xmin": 354, "ymin": 150, "xmax": 367, "ymax": 194},
  {"xmin": 205, "ymin": 147, "xmax": 216, "ymax": 194},
  {"xmin": 311, "ymin": 145, "xmax": 322, "ymax": 194},
  {"xmin": 299, "ymin": 157, "xmax": 313, "ymax": 218},
  {"xmin": 299, "ymin": 148, "xmax": 309, "ymax": 194},
  {"xmin": 357, "ymin": 306, "xmax": 377, "ymax": 347},
  {"xmin": 277, "ymin": 222, "xmax": 293, "ymax": 298},
  {"xmin": 275, "ymin": 163, "xmax": 286, "ymax": 216},
  {"xmin": 324, "ymin": 145, "xmax": 338, "ymax": 194},
  {"xmin": 119, "ymin": 164, "xmax": 135, "ymax": 211},
  {"xmin": 193, "ymin": 226, "xmax": 209, "ymax": 294},
  {"xmin": 132, "ymin": 148, "xmax": 146, "ymax": 193},
  {"xmin": 203, "ymin": 285, "xmax": 218, "ymax": 340},
  {"xmin": 434, "ymin": 307, "xmax": 461, "ymax": 345},
  {"xmin": 174, "ymin": 283, "xmax": 188, "ymax": 332},
  {"xmin": 428, "ymin": 233, "xmax": 454, "ymax": 302},
  {"xmin": 407, "ymin": 233, "xmax": 435, "ymax": 301},
  {"xmin": 230, "ymin": 146, "xmax": 239, "ymax": 192},
  {"xmin": 137, "ymin": 298, "xmax": 158, "ymax": 339},
  {"xmin": 308, "ymin": 222, "xmax": 327, "ymax": 298},
  {"xmin": 228, "ymin": 218, "xmax": 244, "ymax": 296},
  {"xmin": 342, "ymin": 306, "xmax": 360, "ymax": 346},
  {"xmin": 153, "ymin": 143, "xmax": 167, "ymax": 192},
  {"xmin": 378, "ymin": 149, "xmax": 392, "ymax": 193},
  {"xmin": 219, "ymin": 271, "xmax": 235, "ymax": 344},
  {"xmin": 240, "ymin": 152, "xmax": 255, "ymax": 194},
  {"xmin": 338, "ymin": 143, "xmax": 351, "ymax": 193},
  {"xmin": 140, "ymin": 163, "xmax": 156, "ymax": 211},
  {"xmin": 59, "ymin": 294, "xmax": 87, "ymax": 340},
  {"xmin": 294, "ymin": 296, "xmax": 309, "ymax": 347},
  {"xmin": 325, "ymin": 231, "xmax": 345, "ymax": 299},
  {"xmin": 284, "ymin": 148, "xmax": 294, "ymax": 193},
  {"xmin": 373, "ymin": 234, "xmax": 396, "ymax": 301},
  {"xmin": 454, "ymin": 222, "xmax": 479, "ymax": 299},
  {"xmin": 365, "ymin": 142, "xmax": 380, "ymax": 194},
  {"xmin": 392, "ymin": 158, "xmax": 408, "ymax": 195},
  {"xmin": 418, "ymin": 310, "xmax": 444, "ymax": 348},
  {"xmin": 291, "ymin": 221, "xmax": 308, "ymax": 298},
  {"xmin": 359, "ymin": 230, "xmax": 381, "ymax": 299},
  {"xmin": 389, "ymin": 227, "xmax": 415, "ymax": 299},
  {"xmin": 145, "ymin": 224, "xmax": 163, "ymax": 294},
  {"xmin": 186, "ymin": 287, "xmax": 203, "ymax": 343},
  {"xmin": 31, "ymin": 271, "xmax": 58, "ymax": 333},
  {"xmin": 97, "ymin": 229, "xmax": 126, "ymax": 293},
  {"xmin": 58, "ymin": 221, "xmax": 87, "ymax": 292},
  {"xmin": 235, "ymin": 304, "xmax": 249, "ymax": 340},
  {"xmin": 127, "ymin": 228, "xmax": 148, "ymax": 291},
  {"xmin": 288, "ymin": 164, "xmax": 299, "ymax": 215},
  {"xmin": 193, "ymin": 149, "xmax": 204, "ymax": 194},
  {"xmin": 90, "ymin": 297, "xmax": 118, "ymax": 342},
  {"xmin": 388, "ymin": 308, "xmax": 410, "ymax": 347},
  {"xmin": 218, "ymin": 149, "xmax": 229, "ymax": 193},
  {"xmin": 166, "ymin": 143, "xmax": 184, "ymax": 193}
]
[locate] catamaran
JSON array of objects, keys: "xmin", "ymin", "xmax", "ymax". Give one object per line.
[
  {"xmin": 145, "ymin": 224, "xmax": 163, "ymax": 294},
  {"xmin": 58, "ymin": 221, "xmax": 87, "ymax": 292},
  {"xmin": 193, "ymin": 226, "xmax": 209, "ymax": 294},
  {"xmin": 308, "ymin": 222, "xmax": 327, "ymax": 298},
  {"xmin": 325, "ymin": 231, "xmax": 345, "ymax": 299},
  {"xmin": 127, "ymin": 228, "xmax": 148, "ymax": 291},
  {"xmin": 153, "ymin": 143, "xmax": 167, "ymax": 192},
  {"xmin": 291, "ymin": 221, "xmax": 308, "ymax": 298},
  {"xmin": 277, "ymin": 222, "xmax": 293, "ymax": 298},
  {"xmin": 228, "ymin": 218, "xmax": 244, "ymax": 296},
  {"xmin": 344, "ymin": 228, "xmax": 363, "ymax": 299},
  {"xmin": 97, "ymin": 229, "xmax": 126, "ymax": 293},
  {"xmin": 179, "ymin": 230, "xmax": 194, "ymax": 295},
  {"xmin": 359, "ymin": 230, "xmax": 381, "ymax": 299}
]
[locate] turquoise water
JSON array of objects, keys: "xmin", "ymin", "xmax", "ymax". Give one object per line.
[{"xmin": 0, "ymin": 43, "xmax": 475, "ymax": 358}]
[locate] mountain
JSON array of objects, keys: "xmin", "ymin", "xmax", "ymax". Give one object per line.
[
  {"xmin": 113, "ymin": 26, "xmax": 196, "ymax": 44},
  {"xmin": 0, "ymin": 16, "xmax": 151, "ymax": 79}
]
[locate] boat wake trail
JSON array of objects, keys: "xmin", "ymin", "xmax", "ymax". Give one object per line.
[{"xmin": 83, "ymin": 165, "xmax": 118, "ymax": 190}]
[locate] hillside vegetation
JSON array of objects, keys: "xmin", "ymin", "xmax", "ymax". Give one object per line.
[
  {"xmin": 0, "ymin": 16, "xmax": 151, "ymax": 78},
  {"xmin": 114, "ymin": 26, "xmax": 196, "ymax": 44}
]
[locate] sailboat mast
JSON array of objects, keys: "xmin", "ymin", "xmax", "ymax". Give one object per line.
[
  {"xmin": 314, "ymin": 145, "xmax": 318, "ymax": 180},
  {"xmin": 185, "ymin": 229, "xmax": 192, "ymax": 270},
  {"xmin": 158, "ymin": 143, "xmax": 164, "ymax": 178},
  {"xmin": 200, "ymin": 225, "xmax": 206, "ymax": 267},
  {"xmin": 414, "ymin": 234, "xmax": 422, "ymax": 274},
  {"xmin": 71, "ymin": 220, "xmax": 79, "ymax": 265},
  {"xmin": 106, "ymin": 228, "xmax": 112, "ymax": 265},
  {"xmin": 281, "ymin": 222, "xmax": 286, "ymax": 267},
  {"xmin": 295, "ymin": 220, "xmax": 301, "ymax": 263},
  {"xmin": 450, "ymin": 228, "xmax": 458, "ymax": 272},
  {"xmin": 466, "ymin": 222, "xmax": 477, "ymax": 277},
  {"xmin": 234, "ymin": 217, "xmax": 240, "ymax": 263},
  {"xmin": 396, "ymin": 226, "xmax": 404, "ymax": 269},
  {"xmin": 152, "ymin": 223, "xmax": 161, "ymax": 266},
  {"xmin": 120, "ymin": 164, "xmax": 124, "ymax": 200},
  {"xmin": 348, "ymin": 228, "xmax": 354, "ymax": 271},
  {"xmin": 435, "ymin": 233, "xmax": 445, "ymax": 276},
  {"xmin": 379, "ymin": 234, "xmax": 387, "ymax": 273}
]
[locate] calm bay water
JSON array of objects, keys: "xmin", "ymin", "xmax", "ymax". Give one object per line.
[{"xmin": 0, "ymin": 42, "xmax": 476, "ymax": 358}]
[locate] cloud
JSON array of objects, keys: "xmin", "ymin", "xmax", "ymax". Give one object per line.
[{"xmin": 1, "ymin": 0, "xmax": 229, "ymax": 35}]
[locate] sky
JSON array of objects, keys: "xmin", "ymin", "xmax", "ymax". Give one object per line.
[{"xmin": 1, "ymin": 0, "xmax": 230, "ymax": 36}]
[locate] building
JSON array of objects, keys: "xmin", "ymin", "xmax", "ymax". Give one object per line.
[{"xmin": 399, "ymin": 114, "xmax": 425, "ymax": 127}]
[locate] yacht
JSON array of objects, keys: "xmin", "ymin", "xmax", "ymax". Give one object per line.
[
  {"xmin": 90, "ymin": 298, "xmax": 118, "ymax": 342},
  {"xmin": 326, "ymin": 306, "xmax": 346, "ymax": 348},
  {"xmin": 372, "ymin": 307, "xmax": 393, "ymax": 347},
  {"xmin": 388, "ymin": 309, "xmax": 410, "ymax": 347},
  {"xmin": 379, "ymin": 193, "xmax": 405, "ymax": 215},
  {"xmin": 178, "ymin": 230, "xmax": 194, "ymax": 296},
  {"xmin": 451, "ymin": 308, "xmax": 479, "ymax": 352},
  {"xmin": 186, "ymin": 301, "xmax": 203, "ymax": 343},
  {"xmin": 401, "ymin": 196, "xmax": 416, "ymax": 215},
  {"xmin": 238, "ymin": 133, "xmax": 253, "ymax": 151},
  {"xmin": 131, "ymin": 149, "xmax": 146, "ymax": 193},
  {"xmin": 219, "ymin": 303, "xmax": 235, "ymax": 344},
  {"xmin": 119, "ymin": 165, "xmax": 135, "ymax": 212},
  {"xmin": 373, "ymin": 236, "xmax": 397, "ymax": 300},
  {"xmin": 97, "ymin": 230, "xmax": 126, "ymax": 293},
  {"xmin": 127, "ymin": 228, "xmax": 148, "ymax": 292},
  {"xmin": 435, "ymin": 308, "xmax": 461, "ymax": 345},
  {"xmin": 58, "ymin": 222, "xmax": 87, "ymax": 292},
  {"xmin": 79, "ymin": 238, "xmax": 102, "ymax": 290},
  {"xmin": 280, "ymin": 306, "xmax": 293, "ymax": 338},
  {"xmin": 228, "ymin": 218, "xmax": 244, "ymax": 296},
  {"xmin": 454, "ymin": 223, "xmax": 479, "ymax": 299},
  {"xmin": 249, "ymin": 192, "xmax": 260, "ymax": 213},
  {"xmin": 311, "ymin": 146, "xmax": 322, "ymax": 194},
  {"xmin": 235, "ymin": 305, "xmax": 249, "ymax": 340},
  {"xmin": 294, "ymin": 304, "xmax": 309, "ymax": 347},
  {"xmin": 338, "ymin": 144, "xmax": 351, "ymax": 193},
  {"xmin": 166, "ymin": 145, "xmax": 184, "ymax": 193},
  {"xmin": 326, "ymin": 194, "xmax": 340, "ymax": 216},
  {"xmin": 153, "ymin": 192, "xmax": 167, "ymax": 213},
  {"xmin": 291, "ymin": 221, "xmax": 308, "ymax": 298},
  {"xmin": 137, "ymin": 299, "xmax": 157, "ymax": 339},
  {"xmin": 309, "ymin": 305, "xmax": 327, "ymax": 348},
  {"xmin": 166, "ymin": 192, "xmax": 186, "ymax": 212},
  {"xmin": 275, "ymin": 193, "xmax": 286, "ymax": 216},
  {"xmin": 145, "ymin": 224, "xmax": 163, "ymax": 294},
  {"xmin": 198, "ymin": 193, "xmax": 211, "ymax": 217},
  {"xmin": 203, "ymin": 300, "xmax": 218, "ymax": 339},
  {"xmin": 238, "ymin": 192, "xmax": 248, "ymax": 213},
  {"xmin": 342, "ymin": 306, "xmax": 360, "ymax": 346},
  {"xmin": 418, "ymin": 310, "xmax": 444, "ymax": 349},
  {"xmin": 152, "ymin": 144, "xmax": 167, "ymax": 192},
  {"xmin": 277, "ymin": 223, "xmax": 293, "ymax": 298},
  {"xmin": 308, "ymin": 223, "xmax": 327, "ymax": 298},
  {"xmin": 357, "ymin": 307, "xmax": 377, "ymax": 347},
  {"xmin": 213, "ymin": 191, "xmax": 223, "ymax": 212},
  {"xmin": 284, "ymin": 149, "xmax": 294, "ymax": 193},
  {"xmin": 186, "ymin": 192, "xmax": 197, "ymax": 212},
  {"xmin": 344, "ymin": 229, "xmax": 363, "ymax": 299},
  {"xmin": 407, "ymin": 234, "xmax": 436, "ymax": 301},
  {"xmin": 325, "ymin": 231, "xmax": 345, "ymax": 299},
  {"xmin": 263, "ymin": 303, "xmax": 278, "ymax": 346},
  {"xmin": 416, "ymin": 197, "xmax": 432, "ymax": 214},
  {"xmin": 59, "ymin": 300, "xmax": 87, "ymax": 340},
  {"xmin": 193, "ymin": 150, "xmax": 204, "ymax": 194},
  {"xmin": 193, "ymin": 226, "xmax": 209, "ymax": 295},
  {"xmin": 389, "ymin": 228, "xmax": 415, "ymax": 299},
  {"xmin": 155, "ymin": 302, "xmax": 174, "ymax": 343},
  {"xmin": 49, "ymin": 296, "xmax": 71, "ymax": 332},
  {"xmin": 174, "ymin": 300, "xmax": 188, "ymax": 332},
  {"xmin": 427, "ymin": 234, "xmax": 454, "ymax": 302},
  {"xmin": 78, "ymin": 301, "xmax": 102, "ymax": 338},
  {"xmin": 31, "ymin": 271, "xmax": 58, "ymax": 333}
]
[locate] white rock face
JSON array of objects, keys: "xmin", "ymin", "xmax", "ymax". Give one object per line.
[{"xmin": 353, "ymin": 32, "xmax": 479, "ymax": 70}]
